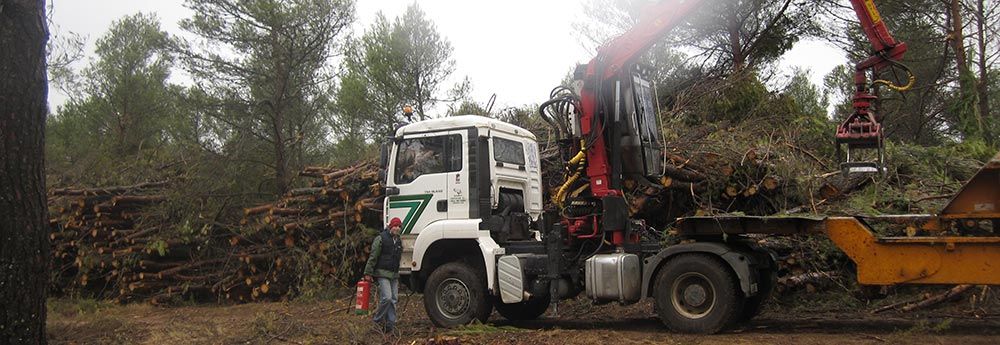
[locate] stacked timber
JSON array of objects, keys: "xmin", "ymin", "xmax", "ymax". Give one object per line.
[
  {"xmin": 48, "ymin": 181, "xmax": 170, "ymax": 301},
  {"xmin": 628, "ymin": 149, "xmax": 837, "ymax": 230},
  {"xmin": 230, "ymin": 161, "xmax": 384, "ymax": 302},
  {"xmin": 47, "ymin": 161, "xmax": 385, "ymax": 304},
  {"xmin": 619, "ymin": 118, "xmax": 882, "ymax": 231}
]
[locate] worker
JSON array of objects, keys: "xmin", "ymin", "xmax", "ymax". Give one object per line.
[{"xmin": 363, "ymin": 217, "xmax": 404, "ymax": 333}]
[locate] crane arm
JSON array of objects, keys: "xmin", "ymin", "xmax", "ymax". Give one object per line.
[
  {"xmin": 592, "ymin": 0, "xmax": 908, "ymax": 79},
  {"xmin": 589, "ymin": 0, "xmax": 705, "ymax": 81},
  {"xmin": 849, "ymin": 0, "xmax": 914, "ymax": 90},
  {"xmin": 850, "ymin": 0, "xmax": 905, "ymax": 62},
  {"xmin": 837, "ymin": 0, "xmax": 915, "ymax": 175},
  {"xmin": 575, "ymin": 0, "xmax": 705, "ymax": 201}
]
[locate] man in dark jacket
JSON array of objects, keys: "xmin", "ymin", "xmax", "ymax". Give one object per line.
[{"xmin": 364, "ymin": 217, "xmax": 403, "ymax": 332}]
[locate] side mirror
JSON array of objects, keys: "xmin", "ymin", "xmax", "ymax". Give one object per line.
[
  {"xmin": 384, "ymin": 186, "xmax": 400, "ymax": 196},
  {"xmin": 379, "ymin": 141, "xmax": 391, "ymax": 170},
  {"xmin": 379, "ymin": 140, "xmax": 392, "ymax": 183}
]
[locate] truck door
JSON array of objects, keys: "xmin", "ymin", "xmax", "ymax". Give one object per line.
[{"xmin": 385, "ymin": 131, "xmax": 464, "ymax": 235}]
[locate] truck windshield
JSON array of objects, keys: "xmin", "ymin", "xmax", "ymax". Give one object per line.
[{"xmin": 394, "ymin": 134, "xmax": 462, "ymax": 184}]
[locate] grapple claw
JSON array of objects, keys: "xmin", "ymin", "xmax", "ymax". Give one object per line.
[{"xmin": 836, "ymin": 107, "xmax": 885, "ymax": 176}]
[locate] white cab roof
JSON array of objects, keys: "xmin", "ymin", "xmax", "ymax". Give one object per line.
[{"xmin": 395, "ymin": 115, "xmax": 536, "ymax": 140}]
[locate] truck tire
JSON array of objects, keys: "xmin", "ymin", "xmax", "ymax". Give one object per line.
[
  {"xmin": 495, "ymin": 295, "xmax": 550, "ymax": 321},
  {"xmin": 741, "ymin": 266, "xmax": 775, "ymax": 321},
  {"xmin": 654, "ymin": 253, "xmax": 744, "ymax": 334},
  {"xmin": 423, "ymin": 262, "xmax": 493, "ymax": 327}
]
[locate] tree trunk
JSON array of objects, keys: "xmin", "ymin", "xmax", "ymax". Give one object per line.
[
  {"xmin": 727, "ymin": 9, "xmax": 744, "ymax": 73},
  {"xmin": 272, "ymin": 112, "xmax": 290, "ymax": 195},
  {"xmin": 269, "ymin": 31, "xmax": 291, "ymax": 196},
  {"xmin": 949, "ymin": 0, "xmax": 969, "ymax": 75},
  {"xmin": 949, "ymin": 0, "xmax": 984, "ymax": 137},
  {"xmin": 974, "ymin": 0, "xmax": 990, "ymax": 129},
  {"xmin": 415, "ymin": 75, "xmax": 426, "ymax": 121},
  {"xmin": 0, "ymin": 0, "xmax": 50, "ymax": 344}
]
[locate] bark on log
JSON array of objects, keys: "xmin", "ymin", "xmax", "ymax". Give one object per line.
[
  {"xmin": 244, "ymin": 205, "xmax": 272, "ymax": 217},
  {"xmin": 663, "ymin": 164, "xmax": 706, "ymax": 182},
  {"xmin": 900, "ymin": 284, "xmax": 973, "ymax": 312}
]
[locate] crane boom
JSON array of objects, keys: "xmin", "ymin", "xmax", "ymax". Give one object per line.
[
  {"xmin": 590, "ymin": 0, "xmax": 705, "ymax": 81},
  {"xmin": 837, "ymin": 0, "xmax": 914, "ymax": 175},
  {"xmin": 850, "ymin": 0, "xmax": 905, "ymax": 61},
  {"xmin": 577, "ymin": 0, "xmax": 705, "ymax": 200}
]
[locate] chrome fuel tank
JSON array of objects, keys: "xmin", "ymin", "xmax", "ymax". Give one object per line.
[{"xmin": 585, "ymin": 253, "xmax": 641, "ymax": 304}]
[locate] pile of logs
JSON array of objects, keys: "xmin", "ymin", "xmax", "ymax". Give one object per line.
[
  {"xmin": 627, "ymin": 150, "xmax": 869, "ymax": 230},
  {"xmin": 230, "ymin": 161, "xmax": 384, "ymax": 302},
  {"xmin": 47, "ymin": 161, "xmax": 385, "ymax": 304},
  {"xmin": 48, "ymin": 181, "xmax": 170, "ymax": 301}
]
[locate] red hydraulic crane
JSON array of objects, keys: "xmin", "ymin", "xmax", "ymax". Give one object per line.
[
  {"xmin": 542, "ymin": 0, "xmax": 916, "ymax": 249},
  {"xmin": 837, "ymin": 0, "xmax": 915, "ymax": 174}
]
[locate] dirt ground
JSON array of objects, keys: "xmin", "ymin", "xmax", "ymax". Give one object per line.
[{"xmin": 47, "ymin": 291, "xmax": 1000, "ymax": 345}]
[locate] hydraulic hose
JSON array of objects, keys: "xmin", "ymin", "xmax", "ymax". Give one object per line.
[
  {"xmin": 553, "ymin": 140, "xmax": 588, "ymax": 207},
  {"xmin": 873, "ymin": 60, "xmax": 916, "ymax": 92}
]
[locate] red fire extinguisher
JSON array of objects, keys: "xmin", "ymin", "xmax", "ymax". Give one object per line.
[{"xmin": 355, "ymin": 278, "xmax": 372, "ymax": 315}]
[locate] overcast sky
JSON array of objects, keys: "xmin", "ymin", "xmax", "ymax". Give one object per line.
[{"xmin": 47, "ymin": 0, "xmax": 845, "ymax": 113}]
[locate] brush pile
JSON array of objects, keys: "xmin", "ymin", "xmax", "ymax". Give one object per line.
[{"xmin": 618, "ymin": 120, "xmax": 879, "ymax": 230}]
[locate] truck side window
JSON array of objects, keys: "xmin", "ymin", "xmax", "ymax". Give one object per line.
[
  {"xmin": 493, "ymin": 137, "xmax": 525, "ymax": 165},
  {"xmin": 395, "ymin": 134, "xmax": 462, "ymax": 184}
]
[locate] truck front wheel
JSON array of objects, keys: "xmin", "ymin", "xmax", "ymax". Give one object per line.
[
  {"xmin": 423, "ymin": 262, "xmax": 493, "ymax": 327},
  {"xmin": 654, "ymin": 253, "xmax": 744, "ymax": 334}
]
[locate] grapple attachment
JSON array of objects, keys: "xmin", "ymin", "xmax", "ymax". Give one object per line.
[{"xmin": 836, "ymin": 104, "xmax": 885, "ymax": 176}]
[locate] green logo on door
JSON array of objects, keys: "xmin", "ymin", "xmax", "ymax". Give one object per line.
[{"xmin": 388, "ymin": 194, "xmax": 433, "ymax": 234}]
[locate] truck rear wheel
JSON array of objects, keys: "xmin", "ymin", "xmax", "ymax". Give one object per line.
[
  {"xmin": 423, "ymin": 262, "xmax": 493, "ymax": 327},
  {"xmin": 495, "ymin": 295, "xmax": 550, "ymax": 321},
  {"xmin": 654, "ymin": 253, "xmax": 744, "ymax": 334}
]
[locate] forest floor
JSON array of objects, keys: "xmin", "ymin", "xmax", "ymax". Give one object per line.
[{"xmin": 47, "ymin": 289, "xmax": 1000, "ymax": 345}]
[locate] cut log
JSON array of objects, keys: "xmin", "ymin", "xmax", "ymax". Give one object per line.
[
  {"xmin": 900, "ymin": 285, "xmax": 973, "ymax": 312},
  {"xmin": 663, "ymin": 164, "xmax": 706, "ymax": 182},
  {"xmin": 244, "ymin": 205, "xmax": 272, "ymax": 217},
  {"xmin": 762, "ymin": 176, "xmax": 780, "ymax": 191}
]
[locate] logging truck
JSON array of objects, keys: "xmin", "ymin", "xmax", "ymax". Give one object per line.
[{"xmin": 377, "ymin": 0, "xmax": 1000, "ymax": 334}]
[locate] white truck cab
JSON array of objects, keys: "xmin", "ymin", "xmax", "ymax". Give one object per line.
[{"xmin": 380, "ymin": 116, "xmax": 545, "ymax": 323}]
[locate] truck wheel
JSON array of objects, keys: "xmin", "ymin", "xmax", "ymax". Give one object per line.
[
  {"xmin": 495, "ymin": 295, "xmax": 550, "ymax": 321},
  {"xmin": 423, "ymin": 262, "xmax": 493, "ymax": 327},
  {"xmin": 741, "ymin": 266, "xmax": 775, "ymax": 321},
  {"xmin": 654, "ymin": 253, "xmax": 744, "ymax": 334}
]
